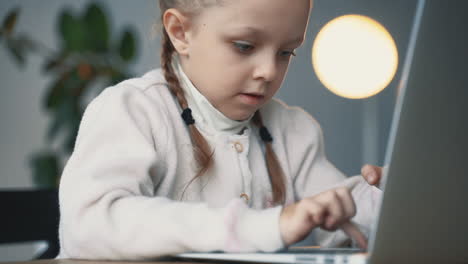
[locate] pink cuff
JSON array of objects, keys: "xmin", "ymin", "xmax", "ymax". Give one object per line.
[{"xmin": 223, "ymin": 198, "xmax": 246, "ymax": 252}]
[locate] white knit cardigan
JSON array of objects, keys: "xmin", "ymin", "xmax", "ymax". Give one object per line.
[{"xmin": 57, "ymin": 67, "xmax": 381, "ymax": 260}]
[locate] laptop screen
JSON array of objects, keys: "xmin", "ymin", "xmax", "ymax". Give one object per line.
[{"xmin": 370, "ymin": 0, "xmax": 468, "ymax": 263}]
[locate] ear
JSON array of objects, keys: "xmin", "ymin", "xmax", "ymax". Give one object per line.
[{"xmin": 163, "ymin": 8, "xmax": 192, "ymax": 56}]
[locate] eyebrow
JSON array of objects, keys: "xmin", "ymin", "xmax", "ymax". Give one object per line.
[{"xmin": 229, "ymin": 26, "xmax": 304, "ymax": 45}]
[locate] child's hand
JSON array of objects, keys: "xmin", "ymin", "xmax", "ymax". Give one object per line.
[
  {"xmin": 279, "ymin": 187, "xmax": 357, "ymax": 246},
  {"xmin": 360, "ymin": 164, "xmax": 383, "ymax": 187}
]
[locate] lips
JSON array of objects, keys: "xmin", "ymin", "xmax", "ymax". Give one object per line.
[
  {"xmin": 239, "ymin": 93, "xmax": 265, "ymax": 105},
  {"xmin": 243, "ymin": 92, "xmax": 264, "ymax": 97}
]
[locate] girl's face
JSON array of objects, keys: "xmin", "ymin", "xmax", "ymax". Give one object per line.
[{"xmin": 177, "ymin": 0, "xmax": 311, "ymax": 120}]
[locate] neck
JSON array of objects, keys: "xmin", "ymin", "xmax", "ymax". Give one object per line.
[{"xmin": 172, "ymin": 55, "xmax": 253, "ymax": 134}]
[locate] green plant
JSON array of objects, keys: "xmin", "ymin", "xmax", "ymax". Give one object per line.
[{"xmin": 0, "ymin": 3, "xmax": 139, "ymax": 188}]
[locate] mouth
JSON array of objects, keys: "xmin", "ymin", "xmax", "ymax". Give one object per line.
[{"xmin": 239, "ymin": 93, "xmax": 265, "ymax": 105}]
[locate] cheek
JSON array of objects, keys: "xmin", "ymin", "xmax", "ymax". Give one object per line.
[
  {"xmin": 193, "ymin": 45, "xmax": 240, "ymax": 79},
  {"xmin": 273, "ymin": 64, "xmax": 289, "ymax": 85},
  {"xmin": 267, "ymin": 84, "xmax": 281, "ymax": 99},
  {"xmin": 209, "ymin": 61, "xmax": 251, "ymax": 93},
  {"xmin": 215, "ymin": 74, "xmax": 246, "ymax": 95}
]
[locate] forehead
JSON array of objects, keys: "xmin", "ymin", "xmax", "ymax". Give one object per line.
[{"xmin": 195, "ymin": 0, "xmax": 310, "ymax": 42}]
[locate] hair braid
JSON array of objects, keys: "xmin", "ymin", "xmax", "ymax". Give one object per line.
[
  {"xmin": 160, "ymin": 27, "xmax": 214, "ymax": 199},
  {"xmin": 160, "ymin": 30, "xmax": 188, "ymax": 108},
  {"xmin": 253, "ymin": 111, "xmax": 286, "ymax": 205}
]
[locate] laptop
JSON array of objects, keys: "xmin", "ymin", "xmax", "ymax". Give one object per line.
[{"xmin": 175, "ymin": 0, "xmax": 468, "ymax": 263}]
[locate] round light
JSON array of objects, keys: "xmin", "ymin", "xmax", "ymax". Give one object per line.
[{"xmin": 312, "ymin": 14, "xmax": 398, "ymax": 99}]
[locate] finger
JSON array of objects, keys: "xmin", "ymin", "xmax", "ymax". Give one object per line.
[
  {"xmin": 317, "ymin": 191, "xmax": 345, "ymax": 230},
  {"xmin": 340, "ymin": 221, "xmax": 368, "ymax": 250},
  {"xmin": 373, "ymin": 166, "xmax": 383, "ymax": 183},
  {"xmin": 340, "ymin": 175, "xmax": 362, "ymax": 191},
  {"xmin": 360, "ymin": 164, "xmax": 376, "ymax": 184},
  {"xmin": 300, "ymin": 199, "xmax": 326, "ymax": 226},
  {"xmin": 335, "ymin": 187, "xmax": 356, "ymax": 219},
  {"xmin": 361, "ymin": 164, "xmax": 380, "ymax": 185}
]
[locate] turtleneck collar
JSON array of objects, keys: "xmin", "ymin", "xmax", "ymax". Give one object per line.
[{"xmin": 172, "ymin": 56, "xmax": 252, "ymax": 135}]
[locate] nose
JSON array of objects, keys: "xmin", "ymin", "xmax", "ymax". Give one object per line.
[{"xmin": 252, "ymin": 54, "xmax": 278, "ymax": 82}]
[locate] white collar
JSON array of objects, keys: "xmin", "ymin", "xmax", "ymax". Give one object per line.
[{"xmin": 172, "ymin": 56, "xmax": 252, "ymax": 135}]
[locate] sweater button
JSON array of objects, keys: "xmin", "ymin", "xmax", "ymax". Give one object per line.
[
  {"xmin": 240, "ymin": 193, "xmax": 249, "ymax": 203},
  {"xmin": 234, "ymin": 142, "xmax": 243, "ymax": 153}
]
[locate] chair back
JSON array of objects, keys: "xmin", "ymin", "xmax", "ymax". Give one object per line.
[{"xmin": 0, "ymin": 189, "xmax": 60, "ymax": 259}]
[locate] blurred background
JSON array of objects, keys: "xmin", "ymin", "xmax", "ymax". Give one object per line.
[{"xmin": 0, "ymin": 0, "xmax": 416, "ymax": 261}]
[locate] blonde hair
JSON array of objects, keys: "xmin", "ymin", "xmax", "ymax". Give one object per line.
[{"xmin": 159, "ymin": 0, "xmax": 286, "ymax": 205}]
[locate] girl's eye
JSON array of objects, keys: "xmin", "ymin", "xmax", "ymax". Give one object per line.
[
  {"xmin": 233, "ymin": 41, "xmax": 296, "ymax": 59},
  {"xmin": 233, "ymin": 42, "xmax": 254, "ymax": 53},
  {"xmin": 280, "ymin": 50, "xmax": 297, "ymax": 58}
]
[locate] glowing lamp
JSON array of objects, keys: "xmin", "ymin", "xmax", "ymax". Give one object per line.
[{"xmin": 312, "ymin": 14, "xmax": 398, "ymax": 99}]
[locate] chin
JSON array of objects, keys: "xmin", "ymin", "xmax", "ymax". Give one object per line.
[
  {"xmin": 231, "ymin": 111, "xmax": 255, "ymax": 122},
  {"xmin": 221, "ymin": 105, "xmax": 258, "ymax": 121}
]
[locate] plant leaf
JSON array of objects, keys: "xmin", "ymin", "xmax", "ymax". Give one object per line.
[
  {"xmin": 64, "ymin": 122, "xmax": 80, "ymax": 154},
  {"xmin": 118, "ymin": 29, "xmax": 136, "ymax": 62},
  {"xmin": 46, "ymin": 98, "xmax": 72, "ymax": 142},
  {"xmin": 63, "ymin": 101, "xmax": 82, "ymax": 154},
  {"xmin": 44, "ymin": 72, "xmax": 70, "ymax": 110},
  {"xmin": 58, "ymin": 10, "xmax": 86, "ymax": 52},
  {"xmin": 42, "ymin": 52, "xmax": 68, "ymax": 73},
  {"xmin": 2, "ymin": 7, "xmax": 20, "ymax": 36},
  {"xmin": 29, "ymin": 151, "xmax": 61, "ymax": 188},
  {"xmin": 46, "ymin": 111, "xmax": 64, "ymax": 143},
  {"xmin": 84, "ymin": 3, "xmax": 109, "ymax": 52},
  {"xmin": 6, "ymin": 38, "xmax": 25, "ymax": 66},
  {"xmin": 16, "ymin": 33, "xmax": 37, "ymax": 52}
]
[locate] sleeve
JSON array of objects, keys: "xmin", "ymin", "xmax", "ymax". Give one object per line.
[
  {"xmin": 58, "ymin": 84, "xmax": 284, "ymax": 260},
  {"xmin": 285, "ymin": 108, "xmax": 382, "ymax": 247}
]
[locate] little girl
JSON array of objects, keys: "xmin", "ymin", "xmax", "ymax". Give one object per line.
[{"xmin": 58, "ymin": 0, "xmax": 382, "ymax": 260}]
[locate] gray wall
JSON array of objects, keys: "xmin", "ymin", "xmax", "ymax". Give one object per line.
[{"xmin": 0, "ymin": 0, "xmax": 416, "ymax": 261}]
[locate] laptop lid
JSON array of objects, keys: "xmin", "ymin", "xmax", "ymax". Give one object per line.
[{"xmin": 369, "ymin": 1, "xmax": 468, "ymax": 263}]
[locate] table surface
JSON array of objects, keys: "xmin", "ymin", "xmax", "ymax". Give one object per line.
[
  {"xmin": 4, "ymin": 246, "xmax": 366, "ymax": 264},
  {"xmin": 2, "ymin": 260, "xmax": 212, "ymax": 264},
  {"xmin": 3, "ymin": 246, "xmax": 333, "ymax": 264}
]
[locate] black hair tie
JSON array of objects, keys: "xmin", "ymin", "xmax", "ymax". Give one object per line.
[
  {"xmin": 181, "ymin": 108, "xmax": 195, "ymax": 125},
  {"xmin": 259, "ymin": 126, "xmax": 273, "ymax": 143}
]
